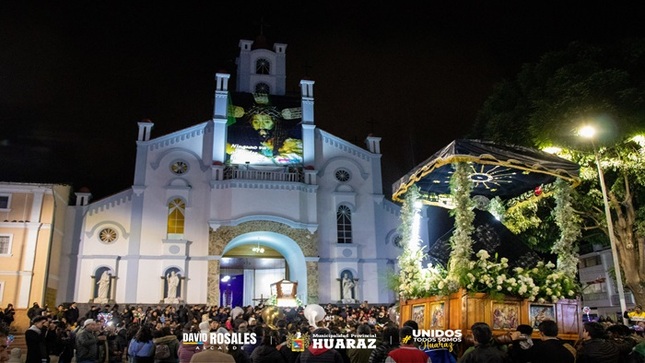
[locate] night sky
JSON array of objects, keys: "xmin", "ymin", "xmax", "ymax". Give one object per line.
[{"xmin": 2, "ymin": 2, "xmax": 643, "ymax": 201}]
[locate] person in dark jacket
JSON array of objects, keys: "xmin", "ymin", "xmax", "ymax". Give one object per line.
[
  {"xmin": 606, "ymin": 324, "xmax": 636, "ymax": 362},
  {"xmin": 65, "ymin": 303, "xmax": 80, "ymax": 326},
  {"xmin": 76, "ymin": 319, "xmax": 106, "ymax": 363},
  {"xmin": 368, "ymin": 326, "xmax": 399, "ymax": 363},
  {"xmin": 296, "ymin": 328, "xmax": 344, "ymax": 363},
  {"xmin": 25, "ymin": 316, "xmax": 48, "ymax": 363},
  {"xmin": 27, "ymin": 303, "xmax": 43, "ymax": 321},
  {"xmin": 576, "ymin": 322, "xmax": 619, "ymax": 363},
  {"xmin": 459, "ymin": 322, "xmax": 507, "ymax": 363},
  {"xmin": 251, "ymin": 330, "xmax": 286, "ymax": 363},
  {"xmin": 152, "ymin": 327, "xmax": 180, "ymax": 363},
  {"xmin": 530, "ymin": 320, "xmax": 575, "ymax": 363},
  {"xmin": 2, "ymin": 304, "xmax": 15, "ymax": 327}
]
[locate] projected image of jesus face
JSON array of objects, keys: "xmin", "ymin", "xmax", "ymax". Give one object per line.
[{"xmin": 251, "ymin": 114, "xmax": 274, "ymax": 137}]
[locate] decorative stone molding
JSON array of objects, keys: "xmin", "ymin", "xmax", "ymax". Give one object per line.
[
  {"xmin": 307, "ymin": 261, "xmax": 319, "ymax": 303},
  {"xmin": 208, "ymin": 260, "xmax": 220, "ymax": 305},
  {"xmin": 209, "ymin": 221, "xmax": 318, "ymax": 257},
  {"xmin": 208, "ymin": 220, "xmax": 319, "ymax": 304}
]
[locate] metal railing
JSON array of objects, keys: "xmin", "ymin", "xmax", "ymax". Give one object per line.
[{"xmin": 223, "ymin": 165, "xmax": 304, "ymax": 183}]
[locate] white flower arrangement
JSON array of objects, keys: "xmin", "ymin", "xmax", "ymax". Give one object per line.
[{"xmin": 394, "ymin": 165, "xmax": 580, "ymax": 302}]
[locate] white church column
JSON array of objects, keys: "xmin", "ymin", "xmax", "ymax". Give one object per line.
[
  {"xmin": 213, "ymin": 73, "xmax": 230, "ymax": 164},
  {"xmin": 243, "ymin": 269, "xmax": 254, "ymax": 307}
]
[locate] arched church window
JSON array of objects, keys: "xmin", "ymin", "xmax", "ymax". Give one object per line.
[
  {"xmin": 256, "ymin": 58, "xmax": 270, "ymax": 74},
  {"xmin": 255, "ymin": 82, "xmax": 270, "ymax": 94},
  {"xmin": 167, "ymin": 198, "xmax": 185, "ymax": 236},
  {"xmin": 337, "ymin": 205, "xmax": 352, "ymax": 243}
]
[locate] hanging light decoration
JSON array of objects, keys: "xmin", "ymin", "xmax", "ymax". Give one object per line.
[{"xmin": 252, "ymin": 239, "xmax": 265, "ymax": 254}]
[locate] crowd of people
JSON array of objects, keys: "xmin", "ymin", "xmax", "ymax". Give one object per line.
[
  {"xmin": 2, "ymin": 301, "xmax": 397, "ymax": 363},
  {"xmin": 1, "ymin": 301, "xmax": 645, "ymax": 363}
]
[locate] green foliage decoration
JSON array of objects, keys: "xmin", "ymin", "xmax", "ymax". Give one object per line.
[{"xmin": 447, "ymin": 163, "xmax": 475, "ymax": 286}]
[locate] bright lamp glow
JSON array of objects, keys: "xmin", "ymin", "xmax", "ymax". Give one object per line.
[
  {"xmin": 542, "ymin": 146, "xmax": 562, "ymax": 154},
  {"xmin": 408, "ymin": 201, "xmax": 423, "ymax": 253},
  {"xmin": 578, "ymin": 125, "xmax": 596, "ymax": 139},
  {"xmin": 221, "ymin": 275, "xmax": 230, "ymax": 282}
]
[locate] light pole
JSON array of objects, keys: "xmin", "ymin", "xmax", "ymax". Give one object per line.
[{"xmin": 579, "ymin": 125, "xmax": 628, "ymax": 324}]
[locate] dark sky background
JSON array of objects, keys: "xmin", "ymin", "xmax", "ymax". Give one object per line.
[{"xmin": 2, "ymin": 2, "xmax": 644, "ymax": 201}]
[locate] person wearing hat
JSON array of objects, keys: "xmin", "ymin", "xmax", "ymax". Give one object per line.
[
  {"xmin": 25, "ymin": 316, "xmax": 48, "ymax": 363},
  {"xmin": 75, "ymin": 319, "xmax": 105, "ymax": 363}
]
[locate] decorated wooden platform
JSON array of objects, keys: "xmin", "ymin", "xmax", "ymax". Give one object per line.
[{"xmin": 400, "ymin": 289, "xmax": 581, "ymax": 341}]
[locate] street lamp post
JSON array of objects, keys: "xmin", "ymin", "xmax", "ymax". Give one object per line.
[{"xmin": 580, "ymin": 125, "xmax": 629, "ymax": 325}]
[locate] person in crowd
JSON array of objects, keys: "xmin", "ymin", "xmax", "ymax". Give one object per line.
[
  {"xmin": 152, "ymin": 326, "xmax": 179, "ymax": 363},
  {"xmin": 385, "ymin": 326, "xmax": 430, "ymax": 363},
  {"xmin": 528, "ymin": 320, "xmax": 575, "ymax": 363},
  {"xmin": 276, "ymin": 329, "xmax": 299, "ymax": 363},
  {"xmin": 459, "ymin": 322, "xmax": 507, "ymax": 363},
  {"xmin": 251, "ymin": 330, "xmax": 286, "ymax": 363},
  {"xmin": 25, "ymin": 316, "xmax": 48, "ymax": 363},
  {"xmin": 128, "ymin": 325, "xmax": 155, "ymax": 363},
  {"xmin": 56, "ymin": 321, "xmax": 75, "ymax": 363},
  {"xmin": 189, "ymin": 339, "xmax": 234, "ymax": 363},
  {"xmin": 76, "ymin": 319, "xmax": 106, "ymax": 363},
  {"xmin": 576, "ymin": 321, "xmax": 619, "ymax": 363},
  {"xmin": 629, "ymin": 340, "xmax": 645, "ymax": 363},
  {"xmin": 27, "ymin": 303, "xmax": 43, "ymax": 321},
  {"xmin": 505, "ymin": 324, "xmax": 534, "ymax": 363},
  {"xmin": 348, "ymin": 323, "xmax": 373, "ymax": 363},
  {"xmin": 1, "ymin": 322, "xmax": 11, "ymax": 363},
  {"xmin": 64, "ymin": 303, "xmax": 79, "ymax": 328},
  {"xmin": 606, "ymin": 323, "xmax": 636, "ymax": 361},
  {"xmin": 178, "ymin": 326, "xmax": 201, "ymax": 363},
  {"xmin": 296, "ymin": 327, "xmax": 343, "ymax": 363},
  {"xmin": 2, "ymin": 305, "xmax": 14, "ymax": 327},
  {"xmin": 369, "ymin": 325, "xmax": 399, "ymax": 363},
  {"xmin": 242, "ymin": 325, "xmax": 263, "ymax": 356},
  {"xmin": 626, "ymin": 305, "xmax": 645, "ymax": 325}
]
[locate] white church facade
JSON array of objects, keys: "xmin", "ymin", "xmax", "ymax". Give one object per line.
[{"xmin": 60, "ymin": 38, "xmax": 403, "ymax": 306}]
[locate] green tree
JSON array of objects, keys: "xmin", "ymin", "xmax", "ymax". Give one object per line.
[{"xmin": 472, "ymin": 39, "xmax": 645, "ymax": 307}]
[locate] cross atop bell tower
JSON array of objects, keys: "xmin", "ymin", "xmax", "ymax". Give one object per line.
[{"xmin": 236, "ymin": 38, "xmax": 287, "ymax": 95}]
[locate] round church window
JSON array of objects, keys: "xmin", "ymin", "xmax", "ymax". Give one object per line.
[
  {"xmin": 170, "ymin": 160, "xmax": 189, "ymax": 175},
  {"xmin": 335, "ymin": 169, "xmax": 351, "ymax": 182},
  {"xmin": 99, "ymin": 228, "xmax": 118, "ymax": 243}
]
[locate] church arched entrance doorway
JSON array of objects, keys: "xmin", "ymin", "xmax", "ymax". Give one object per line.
[{"xmin": 220, "ymin": 231, "xmax": 307, "ymax": 307}]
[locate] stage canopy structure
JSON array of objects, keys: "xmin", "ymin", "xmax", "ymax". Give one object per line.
[{"xmin": 392, "ymin": 139, "xmax": 580, "ymax": 208}]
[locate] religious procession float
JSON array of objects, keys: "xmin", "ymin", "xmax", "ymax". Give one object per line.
[{"xmin": 391, "ymin": 139, "xmax": 582, "ymax": 340}]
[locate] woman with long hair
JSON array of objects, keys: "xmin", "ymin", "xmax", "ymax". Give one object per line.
[{"xmin": 128, "ymin": 325, "xmax": 155, "ymax": 363}]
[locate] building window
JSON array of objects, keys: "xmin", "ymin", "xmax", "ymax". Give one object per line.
[
  {"xmin": 167, "ymin": 198, "xmax": 185, "ymax": 236},
  {"xmin": 335, "ymin": 169, "xmax": 351, "ymax": 182},
  {"xmin": 0, "ymin": 195, "xmax": 10, "ymax": 210},
  {"xmin": 256, "ymin": 58, "xmax": 270, "ymax": 74},
  {"xmin": 581, "ymin": 255, "xmax": 601, "ymax": 268},
  {"xmin": 170, "ymin": 160, "xmax": 189, "ymax": 175},
  {"xmin": 98, "ymin": 228, "xmax": 118, "ymax": 244},
  {"xmin": 255, "ymin": 82, "xmax": 270, "ymax": 94},
  {"xmin": 337, "ymin": 205, "xmax": 352, "ymax": 243},
  {"xmin": 0, "ymin": 235, "xmax": 12, "ymax": 256},
  {"xmin": 393, "ymin": 235, "xmax": 403, "ymax": 248}
]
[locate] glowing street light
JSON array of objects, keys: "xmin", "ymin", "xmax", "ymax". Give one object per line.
[{"xmin": 579, "ymin": 125, "xmax": 628, "ymax": 324}]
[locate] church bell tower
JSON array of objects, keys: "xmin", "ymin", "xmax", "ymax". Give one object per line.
[{"xmin": 236, "ymin": 37, "xmax": 287, "ymax": 96}]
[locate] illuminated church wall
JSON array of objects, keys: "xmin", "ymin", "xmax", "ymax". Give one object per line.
[{"xmin": 65, "ymin": 37, "xmax": 402, "ymax": 305}]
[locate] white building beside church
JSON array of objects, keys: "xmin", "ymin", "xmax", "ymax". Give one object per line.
[{"xmin": 60, "ymin": 38, "xmax": 403, "ymax": 306}]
